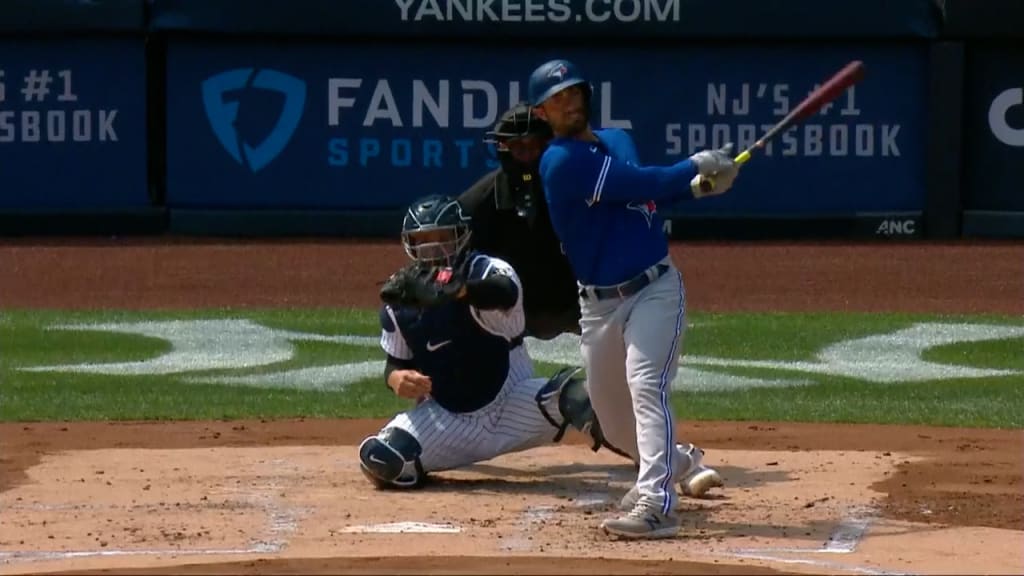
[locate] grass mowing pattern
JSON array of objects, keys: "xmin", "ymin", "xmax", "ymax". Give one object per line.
[{"xmin": 1, "ymin": 309, "xmax": 1021, "ymax": 427}]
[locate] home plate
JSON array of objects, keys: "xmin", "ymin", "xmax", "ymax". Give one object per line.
[{"xmin": 337, "ymin": 521, "xmax": 462, "ymax": 534}]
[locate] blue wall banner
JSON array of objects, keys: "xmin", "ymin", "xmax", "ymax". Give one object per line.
[
  {"xmin": 0, "ymin": 39, "xmax": 149, "ymax": 210},
  {"xmin": 963, "ymin": 46, "xmax": 1024, "ymax": 211},
  {"xmin": 0, "ymin": 0, "xmax": 146, "ymax": 32},
  {"xmin": 165, "ymin": 40, "xmax": 927, "ymax": 215},
  {"xmin": 944, "ymin": 0, "xmax": 1024, "ymax": 39},
  {"xmin": 151, "ymin": 0, "xmax": 942, "ymax": 39}
]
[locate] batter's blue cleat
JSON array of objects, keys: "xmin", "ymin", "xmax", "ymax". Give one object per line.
[
  {"xmin": 601, "ymin": 502, "xmax": 682, "ymax": 540},
  {"xmin": 618, "ymin": 443, "xmax": 723, "ymax": 511}
]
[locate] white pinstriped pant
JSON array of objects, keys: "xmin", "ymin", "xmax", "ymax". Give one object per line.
[{"xmin": 383, "ymin": 376, "xmax": 558, "ymax": 472}]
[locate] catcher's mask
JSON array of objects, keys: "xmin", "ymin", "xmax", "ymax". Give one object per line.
[
  {"xmin": 401, "ymin": 195, "xmax": 472, "ymax": 266},
  {"xmin": 483, "ymin": 102, "xmax": 552, "ymax": 172}
]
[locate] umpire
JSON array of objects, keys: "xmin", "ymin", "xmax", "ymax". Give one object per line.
[{"xmin": 457, "ymin": 103, "xmax": 580, "ymax": 340}]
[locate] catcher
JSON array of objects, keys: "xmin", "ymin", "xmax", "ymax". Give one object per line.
[
  {"xmin": 359, "ymin": 193, "xmax": 612, "ymax": 487},
  {"xmin": 359, "ymin": 194, "xmax": 722, "ymax": 502},
  {"xmin": 457, "ymin": 103, "xmax": 580, "ymax": 340}
]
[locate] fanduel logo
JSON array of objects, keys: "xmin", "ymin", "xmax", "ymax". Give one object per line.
[
  {"xmin": 989, "ymin": 87, "xmax": 1024, "ymax": 147},
  {"xmin": 202, "ymin": 68, "xmax": 306, "ymax": 172}
]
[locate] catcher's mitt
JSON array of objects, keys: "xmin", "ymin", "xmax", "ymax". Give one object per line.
[{"xmin": 379, "ymin": 262, "xmax": 466, "ymax": 309}]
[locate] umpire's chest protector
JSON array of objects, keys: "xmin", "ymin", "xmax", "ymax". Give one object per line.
[{"xmin": 393, "ymin": 303, "xmax": 512, "ymax": 413}]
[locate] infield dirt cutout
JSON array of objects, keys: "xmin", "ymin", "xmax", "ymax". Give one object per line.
[
  {"xmin": 1, "ymin": 421, "xmax": 1022, "ymax": 575},
  {"xmin": 1, "ymin": 240, "xmax": 1022, "ymax": 574}
]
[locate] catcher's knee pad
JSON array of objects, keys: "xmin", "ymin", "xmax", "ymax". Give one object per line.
[{"xmin": 357, "ymin": 427, "xmax": 426, "ymax": 489}]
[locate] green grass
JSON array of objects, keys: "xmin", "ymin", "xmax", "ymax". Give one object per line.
[
  {"xmin": 924, "ymin": 337, "xmax": 1024, "ymax": 371},
  {"xmin": 675, "ymin": 374, "xmax": 1024, "ymax": 427},
  {"xmin": 1, "ymin": 309, "xmax": 1022, "ymax": 427},
  {"xmin": 686, "ymin": 312, "xmax": 908, "ymax": 360}
]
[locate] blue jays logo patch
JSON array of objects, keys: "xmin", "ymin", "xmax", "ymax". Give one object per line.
[
  {"xmin": 548, "ymin": 63, "xmax": 568, "ymax": 81},
  {"xmin": 627, "ymin": 200, "xmax": 658, "ymax": 228}
]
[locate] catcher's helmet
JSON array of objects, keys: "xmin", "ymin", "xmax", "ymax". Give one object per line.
[
  {"xmin": 528, "ymin": 58, "xmax": 591, "ymax": 107},
  {"xmin": 401, "ymin": 195, "xmax": 472, "ymax": 266}
]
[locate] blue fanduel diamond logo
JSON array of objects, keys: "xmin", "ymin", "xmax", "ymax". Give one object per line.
[{"xmin": 201, "ymin": 68, "xmax": 306, "ymax": 173}]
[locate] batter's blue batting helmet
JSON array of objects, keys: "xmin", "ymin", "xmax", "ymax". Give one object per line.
[{"xmin": 528, "ymin": 59, "xmax": 589, "ymax": 106}]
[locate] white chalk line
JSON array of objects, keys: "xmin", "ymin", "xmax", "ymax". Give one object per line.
[
  {"xmin": 0, "ymin": 461, "xmax": 303, "ymax": 567},
  {"xmin": 337, "ymin": 521, "xmax": 461, "ymax": 534},
  {"xmin": 0, "ymin": 458, "xmax": 906, "ymax": 576},
  {"xmin": 718, "ymin": 506, "xmax": 915, "ymax": 576},
  {"xmin": 217, "ymin": 459, "xmax": 303, "ymax": 554},
  {"xmin": 0, "ymin": 544, "xmax": 280, "ymax": 564},
  {"xmin": 501, "ymin": 489, "xmax": 612, "ymax": 552},
  {"xmin": 574, "ymin": 491, "xmax": 611, "ymax": 509},
  {"xmin": 824, "ymin": 512, "xmax": 874, "ymax": 552},
  {"xmin": 729, "ymin": 505, "xmax": 876, "ymax": 556},
  {"xmin": 500, "ymin": 504, "xmax": 557, "ymax": 551},
  {"xmin": 493, "ymin": 496, "xmax": 904, "ymax": 576},
  {"xmin": 721, "ymin": 550, "xmax": 912, "ymax": 576}
]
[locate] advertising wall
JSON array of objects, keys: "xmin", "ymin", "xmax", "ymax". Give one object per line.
[
  {"xmin": 944, "ymin": 0, "xmax": 1024, "ymax": 39},
  {"xmin": 0, "ymin": 38, "xmax": 149, "ymax": 210},
  {"xmin": 5, "ymin": 0, "xmax": 1022, "ymax": 238},
  {"xmin": 964, "ymin": 46, "xmax": 1024, "ymax": 212},
  {"xmin": 165, "ymin": 41, "xmax": 926, "ymax": 219},
  {"xmin": 0, "ymin": 0, "xmax": 145, "ymax": 32},
  {"xmin": 150, "ymin": 0, "xmax": 942, "ymax": 39}
]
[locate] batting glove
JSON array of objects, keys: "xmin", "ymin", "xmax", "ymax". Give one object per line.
[{"xmin": 689, "ymin": 143, "xmax": 739, "ymax": 198}]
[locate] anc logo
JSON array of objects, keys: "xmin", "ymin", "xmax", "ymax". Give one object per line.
[{"xmin": 201, "ymin": 68, "xmax": 306, "ymax": 173}]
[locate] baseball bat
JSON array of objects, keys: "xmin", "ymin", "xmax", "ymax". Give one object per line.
[{"xmin": 695, "ymin": 59, "xmax": 866, "ymax": 194}]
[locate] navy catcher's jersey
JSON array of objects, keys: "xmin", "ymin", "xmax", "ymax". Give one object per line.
[
  {"xmin": 379, "ymin": 253, "xmax": 532, "ymax": 413},
  {"xmin": 539, "ymin": 128, "xmax": 700, "ymax": 287}
]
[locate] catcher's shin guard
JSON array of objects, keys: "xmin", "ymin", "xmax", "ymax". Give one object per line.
[
  {"xmin": 358, "ymin": 427, "xmax": 426, "ymax": 489},
  {"xmin": 535, "ymin": 366, "xmax": 583, "ymax": 442},
  {"xmin": 587, "ymin": 416, "xmax": 633, "ymax": 460},
  {"xmin": 535, "ymin": 366, "xmax": 631, "ymax": 457}
]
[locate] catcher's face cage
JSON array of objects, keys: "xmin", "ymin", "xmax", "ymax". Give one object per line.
[{"xmin": 402, "ymin": 225, "xmax": 472, "ymax": 266}]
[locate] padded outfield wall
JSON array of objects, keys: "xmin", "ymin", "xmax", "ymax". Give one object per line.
[{"xmin": 0, "ymin": 0, "xmax": 1019, "ymax": 238}]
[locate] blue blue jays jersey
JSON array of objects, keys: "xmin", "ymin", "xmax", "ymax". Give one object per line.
[
  {"xmin": 539, "ymin": 128, "xmax": 699, "ymax": 286},
  {"xmin": 379, "ymin": 253, "xmax": 533, "ymax": 413}
]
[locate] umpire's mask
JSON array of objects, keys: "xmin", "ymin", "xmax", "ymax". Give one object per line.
[
  {"xmin": 484, "ymin": 103, "xmax": 552, "ymax": 176},
  {"xmin": 484, "ymin": 103, "xmax": 552, "ymax": 220}
]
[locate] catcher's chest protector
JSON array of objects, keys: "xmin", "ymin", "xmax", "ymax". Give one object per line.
[{"xmin": 390, "ymin": 303, "xmax": 510, "ymax": 413}]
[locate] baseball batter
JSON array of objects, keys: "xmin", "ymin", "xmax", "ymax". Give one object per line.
[
  {"xmin": 359, "ymin": 194, "xmax": 624, "ymax": 487},
  {"xmin": 528, "ymin": 58, "xmax": 739, "ymax": 538}
]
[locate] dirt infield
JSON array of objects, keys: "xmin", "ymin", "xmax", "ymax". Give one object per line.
[
  {"xmin": 2, "ymin": 238, "xmax": 1022, "ymax": 314},
  {"xmin": 1, "ymin": 239, "xmax": 1022, "ymax": 575}
]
